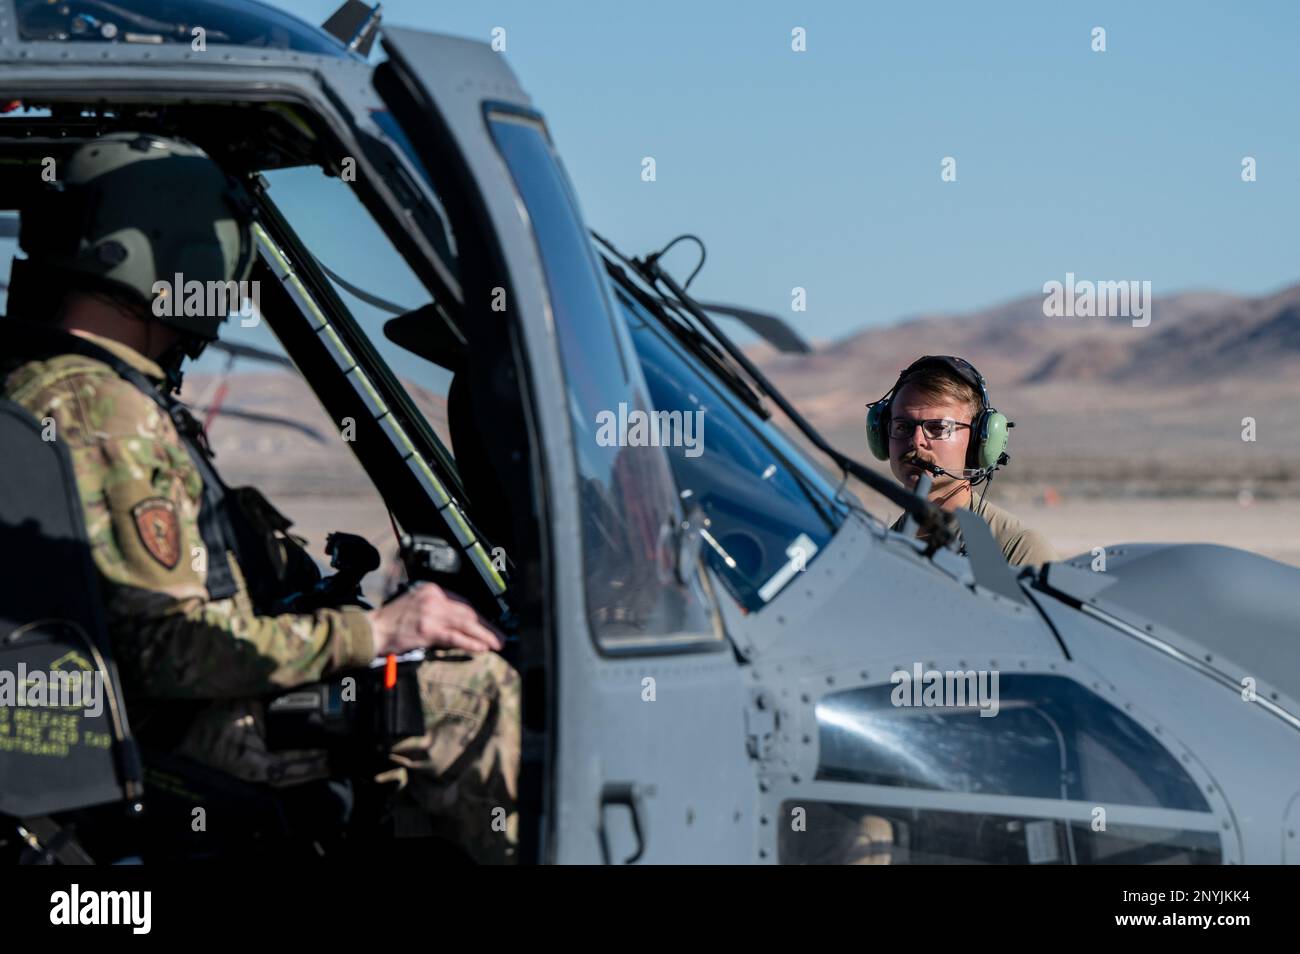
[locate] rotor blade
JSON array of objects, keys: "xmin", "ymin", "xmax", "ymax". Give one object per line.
[
  {"xmin": 698, "ymin": 301, "xmax": 811, "ymax": 354},
  {"xmin": 318, "ymin": 262, "xmax": 410, "ymax": 316},
  {"xmin": 195, "ymin": 406, "xmax": 330, "ymax": 444},
  {"xmin": 207, "ymin": 339, "xmax": 295, "ymax": 369}
]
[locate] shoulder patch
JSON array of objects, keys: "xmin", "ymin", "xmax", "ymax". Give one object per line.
[{"xmin": 131, "ymin": 497, "xmax": 181, "ymax": 569}]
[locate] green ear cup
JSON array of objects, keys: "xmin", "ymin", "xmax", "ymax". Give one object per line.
[
  {"xmin": 865, "ymin": 401, "xmax": 890, "ymax": 460},
  {"xmin": 977, "ymin": 410, "xmax": 1009, "ymax": 469},
  {"xmin": 870, "ymin": 356, "xmax": 1011, "ymax": 473}
]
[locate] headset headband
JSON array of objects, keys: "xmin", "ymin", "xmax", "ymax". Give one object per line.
[
  {"xmin": 866, "ymin": 353, "xmax": 1009, "ymax": 473},
  {"xmin": 891, "ymin": 354, "xmax": 989, "ymax": 413}
]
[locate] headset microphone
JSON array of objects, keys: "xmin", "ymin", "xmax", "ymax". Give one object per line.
[{"xmin": 908, "ymin": 452, "xmax": 1009, "ymax": 487}]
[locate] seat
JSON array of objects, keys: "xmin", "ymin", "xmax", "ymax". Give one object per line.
[
  {"xmin": 0, "ymin": 398, "xmax": 143, "ymax": 822},
  {"xmin": 447, "ymin": 370, "xmax": 518, "ymax": 550},
  {"xmin": 383, "ymin": 304, "xmax": 518, "ymax": 553},
  {"xmin": 0, "ymin": 398, "xmax": 350, "ymax": 862}
]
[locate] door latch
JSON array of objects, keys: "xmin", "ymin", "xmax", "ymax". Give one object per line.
[{"xmin": 598, "ymin": 782, "xmax": 648, "ymax": 864}]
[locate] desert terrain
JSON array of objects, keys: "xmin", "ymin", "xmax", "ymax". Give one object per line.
[{"xmin": 181, "ymin": 280, "xmax": 1300, "ymax": 589}]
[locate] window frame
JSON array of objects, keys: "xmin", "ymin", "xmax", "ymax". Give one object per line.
[
  {"xmin": 760, "ymin": 665, "xmax": 1239, "ymax": 864},
  {"xmin": 776, "ymin": 798, "xmax": 1224, "ymax": 865},
  {"xmin": 248, "ymin": 193, "xmax": 508, "ymax": 603},
  {"xmin": 813, "ymin": 673, "xmax": 1213, "ymax": 811}
]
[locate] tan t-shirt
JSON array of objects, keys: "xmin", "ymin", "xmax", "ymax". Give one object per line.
[{"xmin": 891, "ymin": 494, "xmax": 1058, "ymax": 568}]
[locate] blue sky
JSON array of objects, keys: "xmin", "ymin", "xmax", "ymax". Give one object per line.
[
  {"xmin": 277, "ymin": 0, "xmax": 1300, "ymax": 342},
  {"xmin": 49, "ymin": 0, "xmax": 1300, "ymax": 348}
]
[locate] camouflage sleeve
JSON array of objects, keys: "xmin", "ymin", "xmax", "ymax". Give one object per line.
[{"xmin": 12, "ymin": 363, "xmax": 375, "ymax": 699}]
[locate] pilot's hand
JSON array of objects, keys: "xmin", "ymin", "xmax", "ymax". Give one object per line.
[{"xmin": 366, "ymin": 581, "xmax": 504, "ymax": 656}]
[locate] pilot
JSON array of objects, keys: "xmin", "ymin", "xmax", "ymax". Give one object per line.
[
  {"xmin": 0, "ymin": 132, "xmax": 519, "ymax": 862},
  {"xmin": 867, "ymin": 355, "xmax": 1057, "ymax": 567}
]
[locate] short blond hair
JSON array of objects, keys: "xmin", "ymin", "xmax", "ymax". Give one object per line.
[{"xmin": 893, "ymin": 365, "xmax": 981, "ymax": 420}]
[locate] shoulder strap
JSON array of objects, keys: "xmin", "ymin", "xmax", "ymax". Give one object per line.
[{"xmin": 0, "ymin": 321, "xmax": 240, "ymax": 600}]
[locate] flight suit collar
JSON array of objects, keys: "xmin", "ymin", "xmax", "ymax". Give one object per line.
[{"xmin": 69, "ymin": 329, "xmax": 166, "ymax": 384}]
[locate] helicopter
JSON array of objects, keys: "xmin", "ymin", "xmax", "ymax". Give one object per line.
[{"xmin": 0, "ymin": 0, "xmax": 1297, "ymax": 865}]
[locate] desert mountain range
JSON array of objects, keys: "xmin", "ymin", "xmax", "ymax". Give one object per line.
[
  {"xmin": 185, "ymin": 281, "xmax": 1300, "ymax": 510},
  {"xmin": 753, "ymin": 283, "xmax": 1300, "ymax": 500}
]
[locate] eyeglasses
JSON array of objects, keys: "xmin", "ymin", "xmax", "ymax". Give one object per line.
[{"xmin": 887, "ymin": 417, "xmax": 971, "ymax": 441}]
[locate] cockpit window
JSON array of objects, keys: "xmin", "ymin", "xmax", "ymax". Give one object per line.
[
  {"xmin": 17, "ymin": 0, "xmax": 350, "ymax": 55},
  {"xmin": 487, "ymin": 108, "xmax": 721, "ymax": 651},
  {"xmin": 618, "ymin": 288, "xmax": 845, "ymax": 611},
  {"xmin": 816, "ymin": 674, "xmax": 1211, "ymax": 811},
  {"xmin": 255, "ymin": 167, "xmax": 456, "ymax": 458}
]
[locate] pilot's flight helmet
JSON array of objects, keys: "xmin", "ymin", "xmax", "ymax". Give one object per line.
[{"xmin": 12, "ymin": 131, "xmax": 256, "ymax": 345}]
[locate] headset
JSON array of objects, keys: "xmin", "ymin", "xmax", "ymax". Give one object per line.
[{"xmin": 865, "ymin": 355, "xmax": 1010, "ymax": 484}]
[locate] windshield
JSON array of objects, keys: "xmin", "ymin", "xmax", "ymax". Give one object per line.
[
  {"xmin": 617, "ymin": 285, "xmax": 845, "ymax": 610},
  {"xmin": 487, "ymin": 108, "xmax": 720, "ymax": 650}
]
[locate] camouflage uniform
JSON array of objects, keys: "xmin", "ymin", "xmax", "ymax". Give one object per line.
[{"xmin": 2, "ymin": 330, "xmax": 519, "ymax": 862}]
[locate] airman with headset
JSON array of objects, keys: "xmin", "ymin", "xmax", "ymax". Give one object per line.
[
  {"xmin": 867, "ymin": 355, "xmax": 1057, "ymax": 567},
  {"xmin": 0, "ymin": 132, "xmax": 520, "ymax": 862}
]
